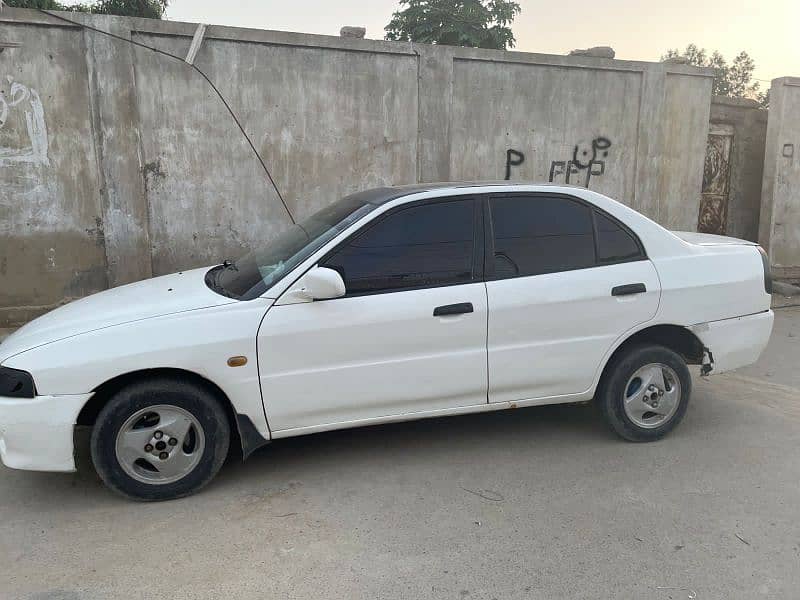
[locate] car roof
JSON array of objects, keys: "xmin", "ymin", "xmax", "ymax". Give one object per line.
[{"xmin": 356, "ymin": 182, "xmax": 587, "ymax": 205}]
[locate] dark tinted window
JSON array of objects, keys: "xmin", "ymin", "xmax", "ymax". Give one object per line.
[
  {"xmin": 322, "ymin": 199, "xmax": 476, "ymax": 294},
  {"xmin": 490, "ymin": 195, "xmax": 595, "ymax": 277},
  {"xmin": 595, "ymin": 211, "xmax": 643, "ymax": 262}
]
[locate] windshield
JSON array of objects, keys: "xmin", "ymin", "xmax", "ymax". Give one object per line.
[{"xmin": 208, "ymin": 192, "xmax": 378, "ymax": 300}]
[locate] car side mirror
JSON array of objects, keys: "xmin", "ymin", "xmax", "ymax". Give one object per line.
[{"xmin": 295, "ymin": 266, "xmax": 346, "ymax": 301}]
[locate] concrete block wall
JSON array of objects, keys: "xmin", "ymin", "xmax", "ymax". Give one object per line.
[
  {"xmin": 0, "ymin": 8, "xmax": 714, "ymax": 327},
  {"xmin": 760, "ymin": 77, "xmax": 800, "ymax": 279}
]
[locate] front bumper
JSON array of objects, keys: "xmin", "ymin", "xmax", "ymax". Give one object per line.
[
  {"xmin": 691, "ymin": 310, "xmax": 774, "ymax": 375},
  {"xmin": 0, "ymin": 393, "xmax": 91, "ymax": 472}
]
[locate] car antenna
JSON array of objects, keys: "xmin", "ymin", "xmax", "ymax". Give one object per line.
[{"xmin": 36, "ymin": 9, "xmax": 298, "ymax": 227}]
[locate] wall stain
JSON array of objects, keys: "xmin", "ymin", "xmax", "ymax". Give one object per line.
[
  {"xmin": 142, "ymin": 159, "xmax": 166, "ymax": 180},
  {"xmin": 63, "ymin": 266, "xmax": 108, "ymax": 299},
  {"xmin": 141, "ymin": 158, "xmax": 167, "ymax": 202},
  {"xmin": 84, "ymin": 216, "xmax": 105, "ymax": 248}
]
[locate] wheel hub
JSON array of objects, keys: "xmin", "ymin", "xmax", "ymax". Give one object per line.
[
  {"xmin": 114, "ymin": 405, "xmax": 206, "ymax": 485},
  {"xmin": 623, "ymin": 363, "xmax": 682, "ymax": 429}
]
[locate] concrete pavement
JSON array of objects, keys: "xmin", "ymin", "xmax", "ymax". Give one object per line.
[{"xmin": 2, "ymin": 308, "xmax": 800, "ymax": 599}]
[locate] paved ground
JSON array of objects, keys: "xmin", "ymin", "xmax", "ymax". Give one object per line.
[{"xmin": 2, "ymin": 308, "xmax": 800, "ymax": 600}]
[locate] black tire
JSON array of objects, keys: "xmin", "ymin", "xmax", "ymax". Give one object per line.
[
  {"xmin": 90, "ymin": 377, "xmax": 230, "ymax": 501},
  {"xmin": 596, "ymin": 344, "xmax": 692, "ymax": 442}
]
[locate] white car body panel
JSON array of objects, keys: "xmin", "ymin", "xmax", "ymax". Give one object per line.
[
  {"xmin": 0, "ymin": 183, "xmax": 775, "ymax": 474},
  {"xmin": 258, "ymin": 283, "xmax": 489, "ymax": 432},
  {"xmin": 690, "ymin": 311, "xmax": 774, "ymax": 374},
  {"xmin": 0, "ymin": 393, "xmax": 91, "ymax": 471},
  {"xmin": 487, "ymin": 260, "xmax": 661, "ymax": 403},
  {"xmin": 0, "ymin": 268, "xmax": 233, "ymax": 364},
  {"xmin": 2, "ymin": 300, "xmax": 274, "ymax": 448}
]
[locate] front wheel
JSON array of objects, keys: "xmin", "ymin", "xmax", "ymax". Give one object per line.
[
  {"xmin": 90, "ymin": 377, "xmax": 230, "ymax": 501},
  {"xmin": 597, "ymin": 344, "xmax": 692, "ymax": 442}
]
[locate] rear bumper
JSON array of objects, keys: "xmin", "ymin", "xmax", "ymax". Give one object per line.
[
  {"xmin": 0, "ymin": 393, "xmax": 91, "ymax": 472},
  {"xmin": 691, "ymin": 310, "xmax": 774, "ymax": 375}
]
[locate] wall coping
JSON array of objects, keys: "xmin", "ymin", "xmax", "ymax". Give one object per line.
[{"xmin": 1, "ymin": 7, "xmax": 716, "ymax": 78}]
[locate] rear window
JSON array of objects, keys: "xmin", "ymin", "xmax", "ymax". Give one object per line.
[{"xmin": 489, "ymin": 195, "xmax": 596, "ymax": 277}]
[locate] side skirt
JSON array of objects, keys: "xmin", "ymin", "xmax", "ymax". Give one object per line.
[{"xmin": 269, "ymin": 391, "xmax": 593, "ymax": 440}]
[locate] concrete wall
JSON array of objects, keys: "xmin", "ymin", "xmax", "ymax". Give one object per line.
[
  {"xmin": 760, "ymin": 77, "xmax": 800, "ymax": 279},
  {"xmin": 705, "ymin": 97, "xmax": 768, "ymax": 241},
  {"xmin": 0, "ymin": 9, "xmax": 714, "ymax": 327}
]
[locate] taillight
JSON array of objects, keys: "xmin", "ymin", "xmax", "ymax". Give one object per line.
[{"xmin": 757, "ymin": 246, "xmax": 772, "ymax": 294}]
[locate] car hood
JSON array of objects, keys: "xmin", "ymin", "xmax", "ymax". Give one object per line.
[{"xmin": 0, "ymin": 267, "xmax": 236, "ymax": 363}]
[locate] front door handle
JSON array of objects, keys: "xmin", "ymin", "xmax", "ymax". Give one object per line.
[
  {"xmin": 612, "ymin": 283, "xmax": 647, "ymax": 296},
  {"xmin": 433, "ymin": 302, "xmax": 474, "ymax": 317}
]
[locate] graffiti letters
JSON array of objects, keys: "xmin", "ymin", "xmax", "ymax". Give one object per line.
[
  {"xmin": 549, "ymin": 136, "xmax": 611, "ymax": 187},
  {"xmin": 503, "ymin": 136, "xmax": 612, "ymax": 187},
  {"xmin": 0, "ymin": 77, "xmax": 49, "ymax": 166},
  {"xmin": 504, "ymin": 149, "xmax": 525, "ymax": 180}
]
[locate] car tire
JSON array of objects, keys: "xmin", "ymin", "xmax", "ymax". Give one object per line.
[
  {"xmin": 597, "ymin": 344, "xmax": 692, "ymax": 442},
  {"xmin": 90, "ymin": 377, "xmax": 230, "ymax": 501}
]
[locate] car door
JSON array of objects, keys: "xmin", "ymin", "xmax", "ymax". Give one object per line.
[
  {"xmin": 257, "ymin": 196, "xmax": 489, "ymax": 433},
  {"xmin": 485, "ymin": 193, "xmax": 661, "ymax": 403}
]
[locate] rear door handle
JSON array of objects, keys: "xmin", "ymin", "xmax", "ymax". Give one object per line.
[
  {"xmin": 612, "ymin": 283, "xmax": 647, "ymax": 296},
  {"xmin": 433, "ymin": 302, "xmax": 474, "ymax": 317}
]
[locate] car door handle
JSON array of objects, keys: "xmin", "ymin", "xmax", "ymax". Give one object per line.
[
  {"xmin": 433, "ymin": 302, "xmax": 474, "ymax": 317},
  {"xmin": 612, "ymin": 283, "xmax": 647, "ymax": 296}
]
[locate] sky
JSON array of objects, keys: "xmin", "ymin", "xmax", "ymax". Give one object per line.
[{"xmin": 162, "ymin": 0, "xmax": 798, "ymax": 84}]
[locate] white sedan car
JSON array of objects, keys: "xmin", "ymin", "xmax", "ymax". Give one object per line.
[{"xmin": 0, "ymin": 183, "xmax": 774, "ymax": 500}]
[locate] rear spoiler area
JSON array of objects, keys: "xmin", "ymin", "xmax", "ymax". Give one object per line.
[
  {"xmin": 670, "ymin": 231, "xmax": 758, "ymax": 246},
  {"xmin": 671, "ymin": 231, "xmax": 772, "ymax": 295}
]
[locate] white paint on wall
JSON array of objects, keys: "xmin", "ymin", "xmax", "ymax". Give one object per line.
[{"xmin": 0, "ymin": 77, "xmax": 49, "ymax": 167}]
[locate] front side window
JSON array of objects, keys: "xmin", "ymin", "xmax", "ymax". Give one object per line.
[
  {"xmin": 489, "ymin": 195, "xmax": 595, "ymax": 277},
  {"xmin": 322, "ymin": 198, "xmax": 477, "ymax": 295},
  {"xmin": 208, "ymin": 192, "xmax": 378, "ymax": 300}
]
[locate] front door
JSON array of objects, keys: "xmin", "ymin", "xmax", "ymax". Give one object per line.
[
  {"xmin": 257, "ymin": 196, "xmax": 489, "ymax": 433},
  {"xmin": 484, "ymin": 193, "xmax": 661, "ymax": 403}
]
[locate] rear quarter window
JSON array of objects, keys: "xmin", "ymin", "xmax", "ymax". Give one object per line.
[{"xmin": 594, "ymin": 211, "xmax": 644, "ymax": 263}]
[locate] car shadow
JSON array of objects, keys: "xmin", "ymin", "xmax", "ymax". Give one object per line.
[
  {"xmin": 4, "ymin": 401, "xmax": 611, "ymax": 504},
  {"xmin": 215, "ymin": 401, "xmax": 611, "ymax": 488}
]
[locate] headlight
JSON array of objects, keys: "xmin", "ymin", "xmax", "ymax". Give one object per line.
[{"xmin": 0, "ymin": 366, "xmax": 36, "ymax": 398}]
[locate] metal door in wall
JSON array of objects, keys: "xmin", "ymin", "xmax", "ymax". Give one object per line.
[{"xmin": 698, "ymin": 124, "xmax": 734, "ymax": 235}]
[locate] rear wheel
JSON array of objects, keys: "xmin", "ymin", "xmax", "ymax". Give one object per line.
[
  {"xmin": 597, "ymin": 344, "xmax": 691, "ymax": 442},
  {"xmin": 90, "ymin": 377, "xmax": 230, "ymax": 501}
]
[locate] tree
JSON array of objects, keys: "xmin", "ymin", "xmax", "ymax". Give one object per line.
[
  {"xmin": 662, "ymin": 44, "xmax": 768, "ymax": 108},
  {"xmin": 385, "ymin": 0, "xmax": 521, "ymax": 50},
  {"xmin": 4, "ymin": 0, "xmax": 168, "ymax": 19}
]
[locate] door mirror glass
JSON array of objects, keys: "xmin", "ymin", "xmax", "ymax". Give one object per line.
[{"xmin": 298, "ymin": 266, "xmax": 346, "ymax": 300}]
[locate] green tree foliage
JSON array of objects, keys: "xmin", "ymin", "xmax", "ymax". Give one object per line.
[
  {"xmin": 662, "ymin": 44, "xmax": 769, "ymax": 108},
  {"xmin": 4, "ymin": 0, "xmax": 168, "ymax": 19},
  {"xmin": 385, "ymin": 0, "xmax": 521, "ymax": 50},
  {"xmin": 3, "ymin": 0, "xmax": 67, "ymax": 8}
]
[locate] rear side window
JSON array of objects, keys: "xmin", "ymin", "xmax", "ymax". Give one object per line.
[
  {"xmin": 594, "ymin": 211, "xmax": 643, "ymax": 263},
  {"xmin": 322, "ymin": 199, "xmax": 476, "ymax": 294},
  {"xmin": 489, "ymin": 195, "xmax": 595, "ymax": 277}
]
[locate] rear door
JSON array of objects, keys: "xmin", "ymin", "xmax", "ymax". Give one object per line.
[{"xmin": 484, "ymin": 193, "xmax": 660, "ymax": 403}]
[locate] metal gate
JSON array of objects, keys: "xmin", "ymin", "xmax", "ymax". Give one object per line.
[{"xmin": 698, "ymin": 123, "xmax": 734, "ymax": 235}]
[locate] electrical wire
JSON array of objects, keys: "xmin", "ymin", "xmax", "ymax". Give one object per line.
[{"xmin": 38, "ymin": 8, "xmax": 296, "ymax": 225}]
